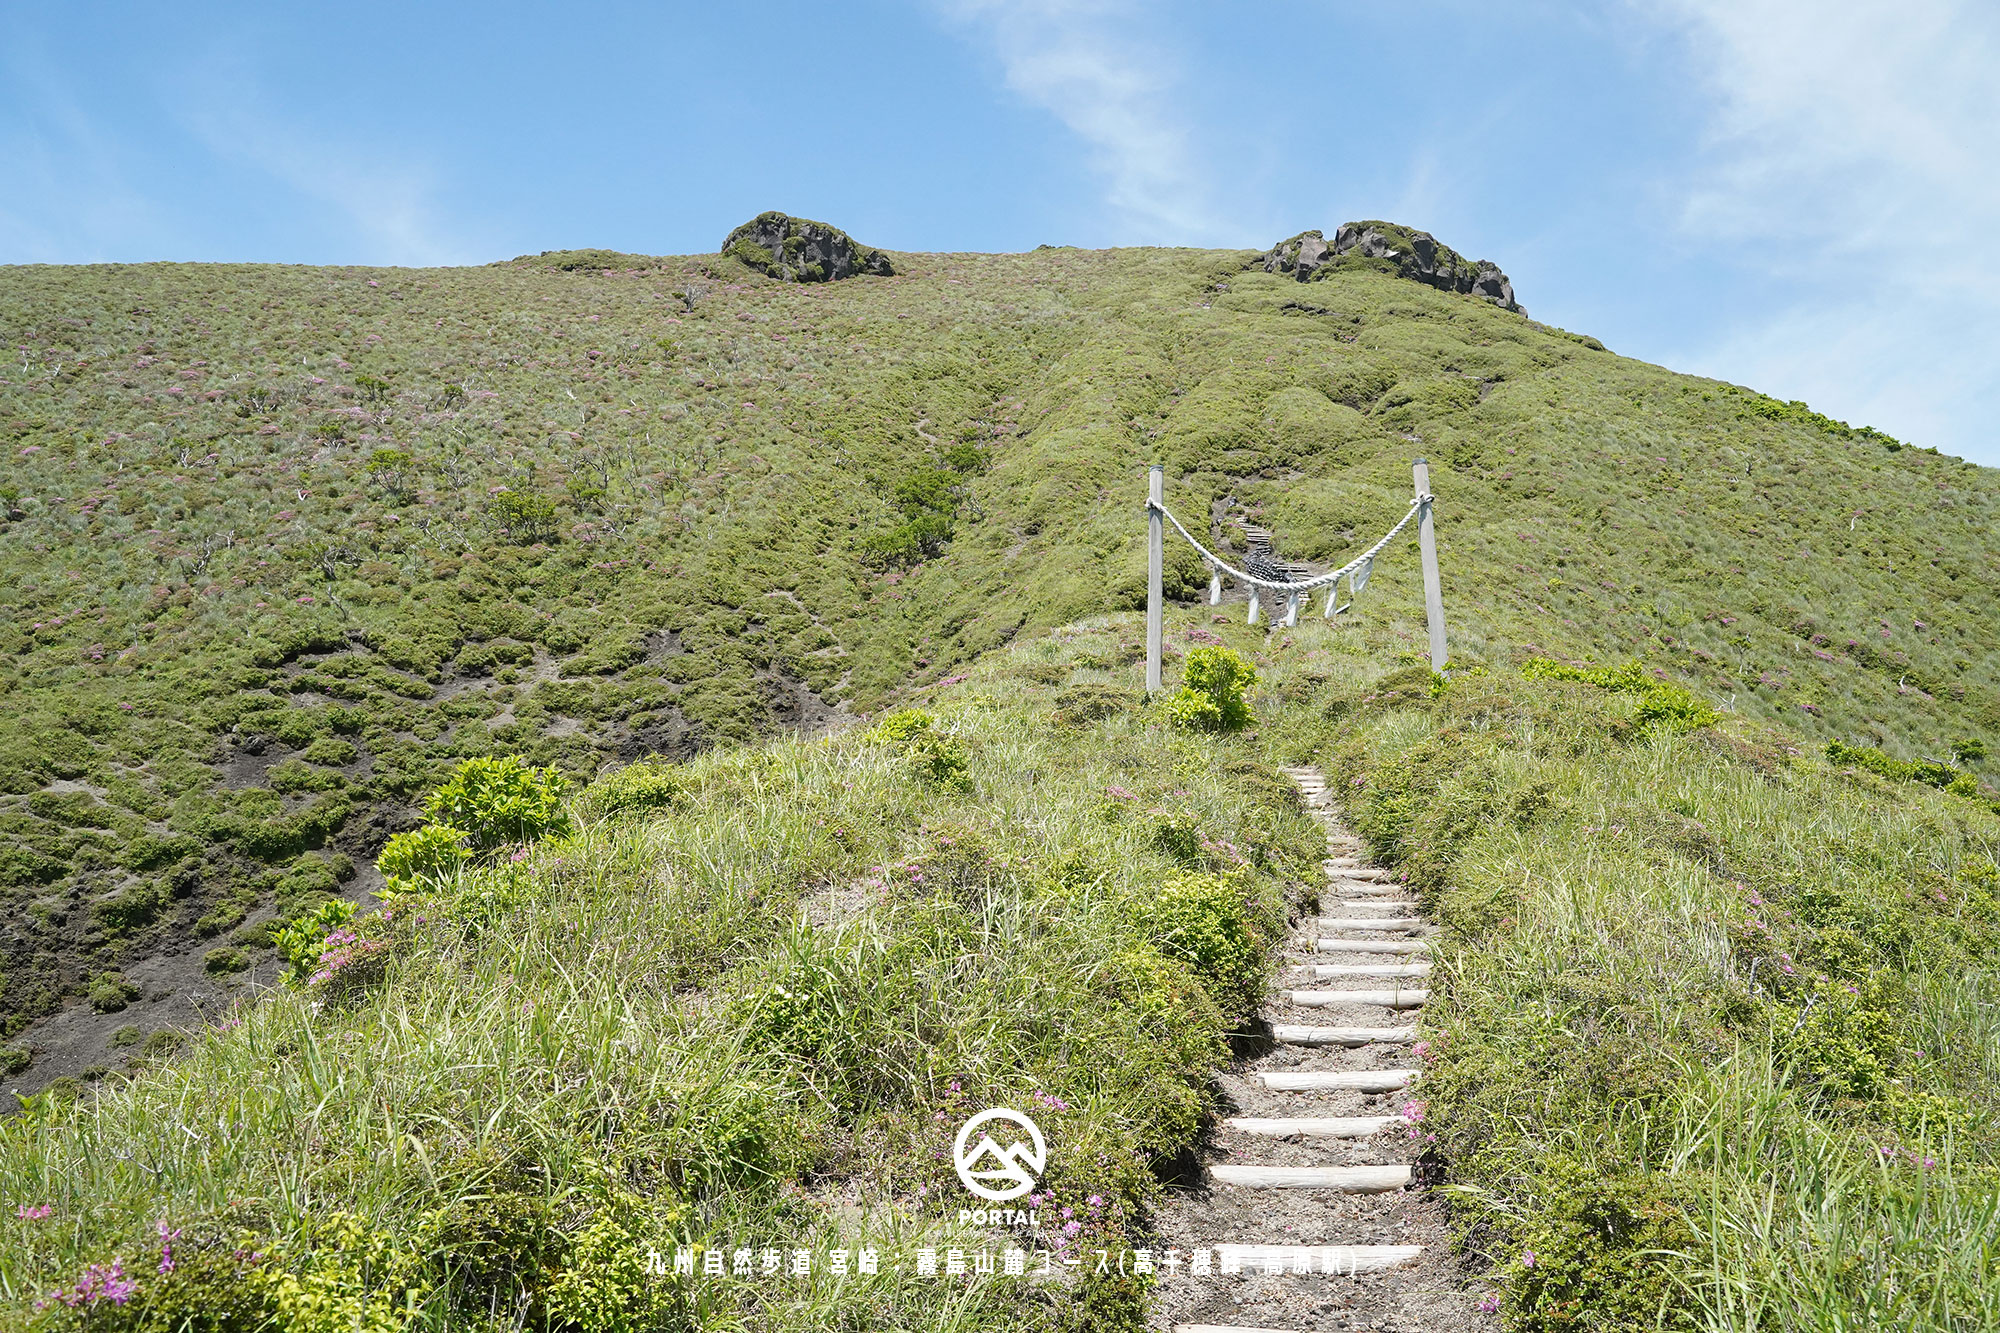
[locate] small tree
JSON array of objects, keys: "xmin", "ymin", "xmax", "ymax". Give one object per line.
[
  {"xmin": 365, "ymin": 447, "xmax": 414, "ymax": 498},
  {"xmin": 490, "ymin": 488, "xmax": 559, "ymax": 543}
]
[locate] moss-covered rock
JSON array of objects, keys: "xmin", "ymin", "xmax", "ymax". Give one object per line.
[
  {"xmin": 1260, "ymin": 220, "xmax": 1520, "ymax": 310},
  {"xmin": 720, "ymin": 211, "xmax": 894, "ymax": 282}
]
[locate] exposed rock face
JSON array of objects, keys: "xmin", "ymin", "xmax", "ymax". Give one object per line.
[
  {"xmin": 722, "ymin": 212, "xmax": 894, "ymax": 282},
  {"xmin": 1259, "ymin": 220, "xmax": 1520, "ymax": 312}
]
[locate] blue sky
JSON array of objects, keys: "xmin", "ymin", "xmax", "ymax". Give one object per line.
[{"xmin": 4, "ymin": 1, "xmax": 1995, "ymax": 465}]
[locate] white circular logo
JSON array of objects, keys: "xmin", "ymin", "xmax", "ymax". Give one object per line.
[{"xmin": 952, "ymin": 1108, "xmax": 1046, "ymax": 1202}]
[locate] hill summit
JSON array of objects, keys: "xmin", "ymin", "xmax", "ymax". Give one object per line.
[{"xmin": 1260, "ymin": 220, "xmax": 1520, "ymax": 311}]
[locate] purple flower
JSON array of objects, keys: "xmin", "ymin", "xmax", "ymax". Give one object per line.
[
  {"xmin": 38, "ymin": 1259, "xmax": 136, "ymax": 1310},
  {"xmin": 16, "ymin": 1204, "xmax": 51, "ymax": 1220},
  {"xmin": 157, "ymin": 1219, "xmax": 182, "ymax": 1274},
  {"xmin": 1522, "ymin": 1250, "xmax": 1537, "ymax": 1268},
  {"xmin": 1478, "ymin": 1293, "xmax": 1501, "ymax": 1314}
]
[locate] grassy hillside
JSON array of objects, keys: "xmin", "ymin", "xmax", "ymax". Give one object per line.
[
  {"xmin": 2, "ymin": 607, "xmax": 1994, "ymax": 1332},
  {"xmin": 2, "ymin": 236, "xmax": 1996, "ymax": 1091},
  {"xmin": 0, "ymin": 618, "xmax": 1321, "ymax": 1330}
]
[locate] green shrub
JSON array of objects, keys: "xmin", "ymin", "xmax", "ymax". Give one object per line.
[
  {"xmin": 276, "ymin": 899, "xmax": 358, "ymax": 978},
  {"xmin": 1501, "ymin": 1165, "xmax": 1700, "ymax": 1332},
  {"xmin": 92, "ymin": 882, "xmax": 164, "ymax": 932},
  {"xmin": 268, "ymin": 758, "xmax": 340, "ymax": 794},
  {"xmin": 1147, "ymin": 808, "xmax": 1206, "ymax": 866},
  {"xmin": 490, "ymin": 489, "xmax": 558, "ymax": 543},
  {"xmin": 142, "ymin": 1028, "xmax": 183, "ymax": 1057},
  {"xmin": 300, "ymin": 736, "xmax": 358, "ymax": 767},
  {"xmin": 865, "ymin": 710, "xmax": 971, "ymax": 792},
  {"xmin": 1825, "ymin": 739, "xmax": 1971, "ymax": 793},
  {"xmin": 1162, "ymin": 646, "xmax": 1257, "ymax": 732},
  {"xmin": 108, "ymin": 1024, "xmax": 143, "ymax": 1048},
  {"xmin": 543, "ymin": 1211, "xmax": 662, "ymax": 1333},
  {"xmin": 377, "ymin": 823, "xmax": 470, "ymax": 891},
  {"xmin": 422, "ymin": 756, "xmax": 572, "ymax": 854},
  {"xmin": 121, "ymin": 833, "xmax": 198, "ymax": 872},
  {"xmin": 1148, "ymin": 872, "xmax": 1263, "ymax": 1019},
  {"xmin": 583, "ymin": 760, "xmax": 691, "ymax": 819},
  {"xmin": 0, "ymin": 1045, "xmax": 29, "ymax": 1074}
]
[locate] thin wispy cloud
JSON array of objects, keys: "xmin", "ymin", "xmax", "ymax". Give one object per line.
[
  {"xmin": 1647, "ymin": 0, "xmax": 2000, "ymax": 460},
  {"xmin": 173, "ymin": 79, "xmax": 473, "ymax": 268},
  {"xmin": 938, "ymin": 0, "xmax": 1232, "ymax": 243}
]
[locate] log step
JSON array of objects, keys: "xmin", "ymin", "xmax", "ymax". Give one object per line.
[
  {"xmin": 1334, "ymin": 883, "xmax": 1407, "ymax": 897},
  {"xmin": 1178, "ymin": 1326, "xmax": 1305, "ymax": 1333},
  {"xmin": 1286, "ymin": 988, "xmax": 1428, "ymax": 1009},
  {"xmin": 1335, "ymin": 899, "xmax": 1418, "ymax": 911},
  {"xmin": 1256, "ymin": 1068, "xmax": 1416, "ymax": 1091},
  {"xmin": 1211, "ymin": 1164, "xmax": 1412, "ymax": 1191},
  {"xmin": 1294, "ymin": 962, "xmax": 1431, "ymax": 979},
  {"xmin": 1317, "ymin": 918, "xmax": 1425, "ymax": 932},
  {"xmin": 1217, "ymin": 1243, "xmax": 1424, "ymax": 1274},
  {"xmin": 1225, "ymin": 1115, "xmax": 1394, "ymax": 1137},
  {"xmin": 1314, "ymin": 938, "xmax": 1428, "ymax": 955},
  {"xmin": 1272, "ymin": 1023, "xmax": 1417, "ymax": 1045}
]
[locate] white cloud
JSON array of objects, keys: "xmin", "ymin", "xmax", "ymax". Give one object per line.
[
  {"xmin": 938, "ymin": 0, "xmax": 1233, "ymax": 243},
  {"xmin": 1647, "ymin": 0, "xmax": 2000, "ymax": 462}
]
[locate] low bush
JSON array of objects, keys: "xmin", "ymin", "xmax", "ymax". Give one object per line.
[
  {"xmin": 583, "ymin": 760, "xmax": 692, "ymax": 819},
  {"xmin": 1521, "ymin": 657, "xmax": 1720, "ymax": 732},
  {"xmin": 1148, "ymin": 872, "xmax": 1265, "ymax": 1021},
  {"xmin": 375, "ymin": 823, "xmax": 468, "ymax": 893},
  {"xmin": 421, "ymin": 755, "xmax": 571, "ymax": 854},
  {"xmin": 275, "ymin": 899, "xmax": 359, "ymax": 978},
  {"xmin": 1825, "ymin": 739, "xmax": 1976, "ymax": 795},
  {"xmin": 1501, "ymin": 1165, "xmax": 1702, "ymax": 1332},
  {"xmin": 865, "ymin": 709, "xmax": 972, "ymax": 792},
  {"xmin": 1162, "ymin": 646, "xmax": 1257, "ymax": 732},
  {"xmin": 87, "ymin": 973, "xmax": 138, "ymax": 1013}
]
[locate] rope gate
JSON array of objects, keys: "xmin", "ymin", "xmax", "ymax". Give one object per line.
[{"xmin": 1143, "ymin": 459, "xmax": 1449, "ymax": 694}]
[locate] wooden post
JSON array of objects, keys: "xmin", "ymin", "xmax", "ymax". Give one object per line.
[
  {"xmin": 1145, "ymin": 463, "xmax": 1164, "ymax": 694},
  {"xmin": 1247, "ymin": 588, "xmax": 1261, "ymax": 624},
  {"xmin": 1283, "ymin": 592, "xmax": 1300, "ymax": 627},
  {"xmin": 1413, "ymin": 458, "xmax": 1447, "ymax": 672}
]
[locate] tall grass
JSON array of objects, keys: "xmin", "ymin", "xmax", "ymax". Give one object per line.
[
  {"xmin": 1271, "ymin": 623, "xmax": 2000, "ymax": 1332},
  {"xmin": 0, "ymin": 615, "xmax": 1319, "ymax": 1330}
]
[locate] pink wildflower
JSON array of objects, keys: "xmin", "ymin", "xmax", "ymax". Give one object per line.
[{"xmin": 156, "ymin": 1219, "xmax": 182, "ymax": 1274}]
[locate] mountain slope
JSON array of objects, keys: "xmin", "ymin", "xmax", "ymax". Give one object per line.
[{"xmin": 2, "ymin": 235, "xmax": 1996, "ymax": 1080}]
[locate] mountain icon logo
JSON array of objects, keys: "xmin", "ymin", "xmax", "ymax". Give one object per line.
[{"xmin": 952, "ymin": 1108, "xmax": 1046, "ymax": 1202}]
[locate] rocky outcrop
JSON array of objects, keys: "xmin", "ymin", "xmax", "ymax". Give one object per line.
[
  {"xmin": 721, "ymin": 212, "xmax": 894, "ymax": 282},
  {"xmin": 1259, "ymin": 221, "xmax": 1520, "ymax": 312}
]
